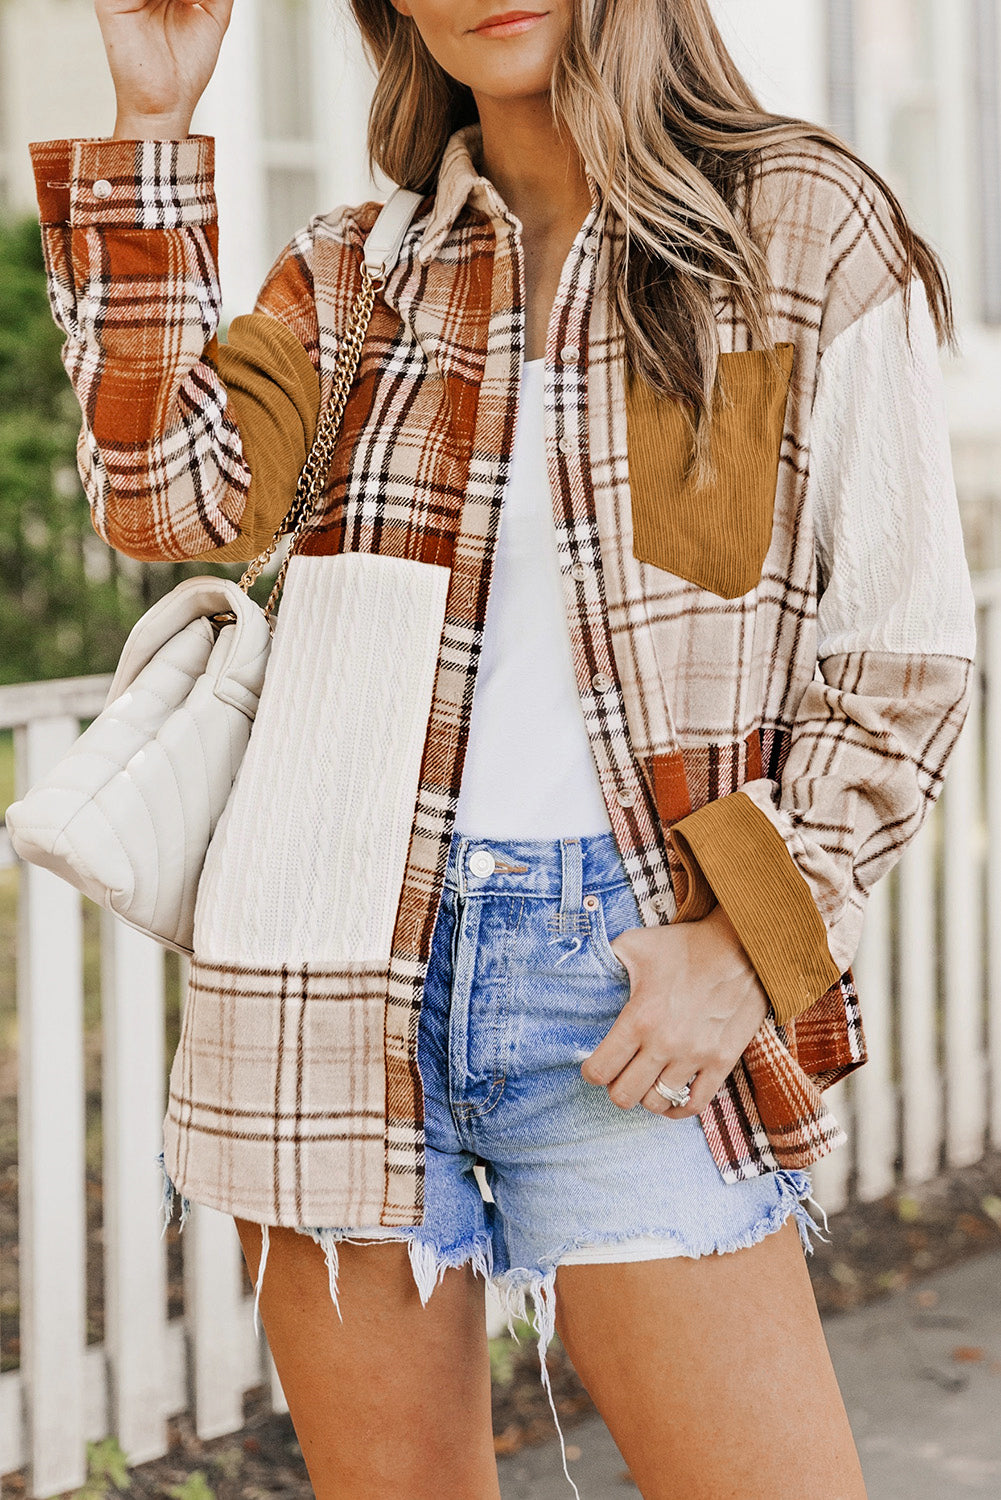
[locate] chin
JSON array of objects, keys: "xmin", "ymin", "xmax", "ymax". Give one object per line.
[{"xmin": 464, "ymin": 60, "xmax": 558, "ymax": 99}]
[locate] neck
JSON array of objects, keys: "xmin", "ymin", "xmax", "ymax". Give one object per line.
[{"xmin": 473, "ymin": 93, "xmax": 593, "ymax": 240}]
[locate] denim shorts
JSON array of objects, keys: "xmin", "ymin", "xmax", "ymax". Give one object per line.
[{"xmin": 159, "ymin": 830, "xmax": 827, "ymax": 1486}]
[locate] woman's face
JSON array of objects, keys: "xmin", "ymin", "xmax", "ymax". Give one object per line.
[{"xmin": 389, "ymin": 0, "xmax": 571, "ymax": 102}]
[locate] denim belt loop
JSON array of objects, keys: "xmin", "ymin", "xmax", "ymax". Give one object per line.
[
  {"xmin": 559, "ymin": 838, "xmax": 583, "ymax": 925},
  {"xmin": 456, "ymin": 836, "xmax": 471, "ymax": 900}
]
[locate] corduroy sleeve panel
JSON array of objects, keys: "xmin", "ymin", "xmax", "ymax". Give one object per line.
[
  {"xmin": 669, "ymin": 792, "xmax": 843, "ymax": 1025},
  {"xmin": 188, "ymin": 315, "xmax": 320, "ymax": 563}
]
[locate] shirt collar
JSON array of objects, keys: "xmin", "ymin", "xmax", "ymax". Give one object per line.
[{"xmin": 416, "ymin": 121, "xmax": 602, "ymax": 265}]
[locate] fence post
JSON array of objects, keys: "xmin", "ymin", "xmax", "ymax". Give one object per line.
[
  {"xmin": 101, "ymin": 912, "xmax": 170, "ymax": 1465},
  {"xmin": 898, "ymin": 820, "xmax": 942, "ymax": 1184},
  {"xmin": 14, "ymin": 717, "xmax": 88, "ymax": 1497},
  {"xmin": 809, "ymin": 1074, "xmax": 853, "ymax": 1215},
  {"xmin": 985, "ymin": 599, "xmax": 1001, "ymax": 1148},
  {"xmin": 852, "ymin": 875, "xmax": 897, "ymax": 1202},
  {"xmin": 943, "ymin": 670, "xmax": 987, "ymax": 1167}
]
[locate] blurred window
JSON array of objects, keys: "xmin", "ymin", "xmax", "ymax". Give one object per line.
[
  {"xmin": 973, "ymin": 0, "xmax": 1001, "ymax": 323},
  {"xmin": 260, "ymin": 0, "xmax": 321, "ymax": 255}
]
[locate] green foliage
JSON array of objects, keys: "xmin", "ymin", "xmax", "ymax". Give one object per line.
[
  {"xmin": 0, "ymin": 213, "xmax": 239, "ymax": 686},
  {"xmin": 896, "ymin": 1193, "xmax": 922, "ymax": 1223},
  {"xmin": 166, "ymin": 1471, "xmax": 216, "ymax": 1500},
  {"xmin": 70, "ymin": 1436, "xmax": 131, "ymax": 1498},
  {"xmin": 488, "ymin": 1317, "xmax": 539, "ymax": 1385}
]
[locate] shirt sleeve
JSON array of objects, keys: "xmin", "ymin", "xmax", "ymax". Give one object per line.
[
  {"xmin": 668, "ymin": 274, "xmax": 977, "ymax": 1026},
  {"xmin": 29, "ymin": 136, "xmax": 322, "ymax": 562}
]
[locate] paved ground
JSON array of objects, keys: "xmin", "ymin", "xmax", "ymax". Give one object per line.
[{"xmin": 497, "ymin": 1250, "xmax": 1001, "ymax": 1499}]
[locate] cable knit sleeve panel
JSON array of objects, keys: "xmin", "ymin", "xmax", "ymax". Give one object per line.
[
  {"xmin": 810, "ymin": 278, "xmax": 976, "ymax": 659},
  {"xmin": 28, "ymin": 137, "xmax": 325, "ymax": 563},
  {"xmin": 670, "ymin": 272, "xmax": 977, "ymax": 1026}
]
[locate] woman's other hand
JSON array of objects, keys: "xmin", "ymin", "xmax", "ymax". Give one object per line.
[
  {"xmin": 94, "ymin": 0, "xmax": 235, "ymax": 139},
  {"xmin": 581, "ymin": 905, "xmax": 770, "ymax": 1118}
]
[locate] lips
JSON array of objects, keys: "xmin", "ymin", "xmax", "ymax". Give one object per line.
[{"xmin": 472, "ymin": 10, "xmax": 546, "ymax": 35}]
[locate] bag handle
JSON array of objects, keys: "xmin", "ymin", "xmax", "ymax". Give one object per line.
[{"xmin": 235, "ymin": 187, "xmax": 426, "ymax": 620}]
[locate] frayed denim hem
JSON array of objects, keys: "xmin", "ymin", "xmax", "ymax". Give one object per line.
[
  {"xmin": 154, "ymin": 1155, "xmax": 827, "ymax": 1500},
  {"xmin": 157, "ymin": 1150, "xmax": 191, "ymax": 1237},
  {"xmin": 278, "ymin": 1223, "xmax": 495, "ymax": 1338}
]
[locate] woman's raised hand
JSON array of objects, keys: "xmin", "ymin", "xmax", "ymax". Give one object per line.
[{"xmin": 94, "ymin": 0, "xmax": 236, "ymax": 139}]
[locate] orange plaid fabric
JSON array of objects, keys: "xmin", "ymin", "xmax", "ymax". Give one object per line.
[{"xmin": 28, "ymin": 127, "xmax": 975, "ymax": 1226}]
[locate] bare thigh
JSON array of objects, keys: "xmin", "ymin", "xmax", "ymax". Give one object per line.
[
  {"xmin": 554, "ymin": 1218, "xmax": 867, "ymax": 1500},
  {"xmin": 234, "ymin": 1219, "xmax": 501, "ymax": 1500}
]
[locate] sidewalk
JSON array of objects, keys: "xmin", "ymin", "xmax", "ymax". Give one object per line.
[{"xmin": 497, "ymin": 1250, "xmax": 1001, "ymax": 1499}]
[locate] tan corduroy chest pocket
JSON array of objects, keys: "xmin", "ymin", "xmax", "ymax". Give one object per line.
[{"xmin": 625, "ymin": 344, "xmax": 795, "ymax": 600}]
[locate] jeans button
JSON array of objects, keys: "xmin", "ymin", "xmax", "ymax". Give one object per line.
[{"xmin": 468, "ymin": 849, "xmax": 496, "ymax": 878}]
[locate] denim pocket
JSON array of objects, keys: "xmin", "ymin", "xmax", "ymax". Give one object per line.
[{"xmin": 583, "ymin": 892, "xmax": 631, "ymax": 982}]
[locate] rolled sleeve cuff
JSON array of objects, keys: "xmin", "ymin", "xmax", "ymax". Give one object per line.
[
  {"xmin": 30, "ymin": 136, "xmax": 215, "ymax": 229},
  {"xmin": 668, "ymin": 790, "xmax": 842, "ymax": 1026}
]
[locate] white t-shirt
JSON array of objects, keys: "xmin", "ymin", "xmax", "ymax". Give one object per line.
[{"xmin": 453, "ymin": 359, "xmax": 613, "ymax": 838}]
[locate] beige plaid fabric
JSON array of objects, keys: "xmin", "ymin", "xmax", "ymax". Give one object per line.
[{"xmin": 29, "ymin": 127, "xmax": 975, "ymax": 1227}]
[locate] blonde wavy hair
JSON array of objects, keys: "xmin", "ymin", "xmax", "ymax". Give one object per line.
[{"xmin": 349, "ymin": 0, "xmax": 952, "ymax": 472}]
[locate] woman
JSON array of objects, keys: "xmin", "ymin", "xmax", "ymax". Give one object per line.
[{"xmin": 31, "ymin": 0, "xmax": 976, "ymax": 1494}]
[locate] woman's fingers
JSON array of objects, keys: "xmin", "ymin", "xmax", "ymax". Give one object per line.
[
  {"xmin": 580, "ymin": 1016, "xmax": 640, "ymax": 1088},
  {"xmin": 641, "ymin": 1070, "xmax": 713, "ymax": 1120},
  {"xmin": 602, "ymin": 1050, "xmax": 673, "ymax": 1111}
]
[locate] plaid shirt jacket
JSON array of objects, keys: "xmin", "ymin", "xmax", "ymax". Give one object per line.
[{"xmin": 30, "ymin": 126, "xmax": 976, "ymax": 1229}]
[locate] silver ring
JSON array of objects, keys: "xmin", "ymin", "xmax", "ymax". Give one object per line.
[{"xmin": 653, "ymin": 1078, "xmax": 692, "ymax": 1108}]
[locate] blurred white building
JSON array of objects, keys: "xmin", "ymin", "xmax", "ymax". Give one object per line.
[{"xmin": 2, "ymin": 0, "xmax": 999, "ymax": 556}]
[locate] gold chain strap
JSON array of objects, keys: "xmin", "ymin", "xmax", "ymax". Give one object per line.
[{"xmin": 235, "ymin": 259, "xmax": 383, "ymax": 623}]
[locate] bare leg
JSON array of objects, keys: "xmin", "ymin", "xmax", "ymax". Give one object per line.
[
  {"xmin": 554, "ymin": 1218, "xmax": 867, "ymax": 1500},
  {"xmin": 234, "ymin": 1219, "xmax": 501, "ymax": 1500}
]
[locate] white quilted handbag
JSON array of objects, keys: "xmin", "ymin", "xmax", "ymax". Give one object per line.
[{"xmin": 5, "ymin": 187, "xmax": 424, "ymax": 954}]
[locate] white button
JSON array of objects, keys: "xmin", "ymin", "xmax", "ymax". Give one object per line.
[
  {"xmin": 558, "ymin": 435, "xmax": 572, "ymax": 455},
  {"xmin": 583, "ymin": 235, "xmax": 601, "ymax": 255},
  {"xmin": 468, "ymin": 849, "xmax": 496, "ymax": 878},
  {"xmin": 615, "ymin": 786, "xmax": 636, "ymax": 807},
  {"xmin": 651, "ymin": 894, "xmax": 671, "ymax": 913},
  {"xmin": 92, "ymin": 179, "xmax": 113, "ymax": 200},
  {"xmin": 591, "ymin": 671, "xmax": 614, "ymax": 694},
  {"xmin": 571, "ymin": 562, "xmax": 588, "ymax": 582},
  {"xmin": 560, "ymin": 344, "xmax": 580, "ymax": 364},
  {"xmin": 582, "ymin": 894, "xmax": 600, "ymax": 911}
]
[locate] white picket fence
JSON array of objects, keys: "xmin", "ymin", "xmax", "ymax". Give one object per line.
[{"xmin": 1, "ymin": 572, "xmax": 999, "ymax": 1498}]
